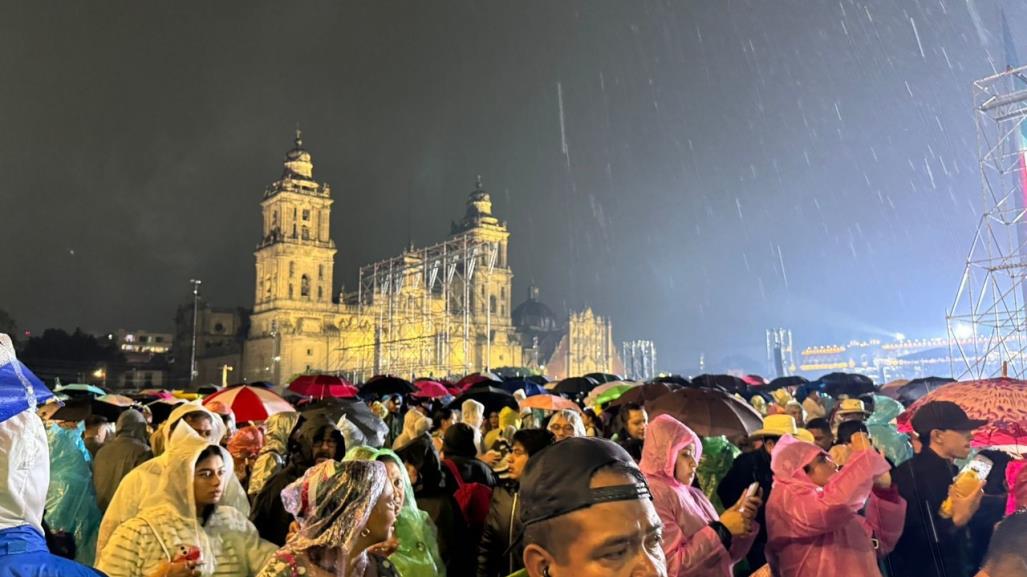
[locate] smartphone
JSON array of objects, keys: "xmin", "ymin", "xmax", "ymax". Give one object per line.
[{"xmin": 960, "ymin": 454, "xmax": 994, "ymax": 482}]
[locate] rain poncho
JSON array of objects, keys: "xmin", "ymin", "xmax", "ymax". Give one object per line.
[
  {"xmin": 393, "ymin": 410, "xmax": 431, "ymax": 450},
  {"xmin": 256, "ymin": 460, "xmax": 389, "ymax": 577},
  {"xmin": 865, "ymin": 395, "xmax": 913, "ymax": 466},
  {"xmin": 94, "ymin": 409, "xmax": 153, "ymax": 512},
  {"xmin": 97, "ymin": 436, "xmax": 275, "ymax": 577},
  {"xmin": 639, "ymin": 415, "xmax": 755, "ymax": 577},
  {"xmin": 696, "ymin": 436, "xmax": 740, "ymax": 513},
  {"xmin": 98, "ymin": 402, "xmax": 251, "ymax": 556},
  {"xmin": 765, "ymin": 435, "xmax": 905, "ymax": 577},
  {"xmin": 1008, "ymin": 460, "xmax": 1027, "ymax": 515},
  {"xmin": 483, "ymin": 407, "xmax": 519, "ymax": 450},
  {"xmin": 248, "ymin": 411, "xmax": 299, "ymax": 497},
  {"xmin": 45, "ymin": 422, "xmax": 102, "ymax": 566},
  {"xmin": 344, "ymin": 446, "xmax": 446, "ymax": 577}
]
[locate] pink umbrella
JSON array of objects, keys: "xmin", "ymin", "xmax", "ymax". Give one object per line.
[
  {"xmin": 897, "ymin": 377, "xmax": 1027, "ymax": 448},
  {"xmin": 519, "ymin": 394, "xmax": 582, "ymax": 412},
  {"xmin": 203, "ymin": 384, "xmax": 294, "ymax": 422},
  {"xmin": 413, "ymin": 380, "xmax": 451, "ymax": 399}
]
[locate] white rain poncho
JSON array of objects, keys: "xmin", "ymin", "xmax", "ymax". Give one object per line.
[
  {"xmin": 256, "ymin": 460, "xmax": 389, "ymax": 577},
  {"xmin": 96, "ymin": 436, "xmax": 276, "ymax": 577},
  {"xmin": 247, "ymin": 411, "xmax": 299, "ymax": 497},
  {"xmin": 0, "ymin": 409, "xmax": 49, "ymax": 534},
  {"xmin": 97, "ymin": 402, "xmax": 251, "ymax": 556}
]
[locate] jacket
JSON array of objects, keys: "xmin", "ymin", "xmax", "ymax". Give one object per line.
[
  {"xmin": 765, "ymin": 436, "xmax": 905, "ymax": 577},
  {"xmin": 717, "ymin": 447, "xmax": 774, "ymax": 569},
  {"xmin": 246, "ymin": 412, "xmax": 298, "ymax": 498},
  {"xmin": 93, "ymin": 410, "xmax": 152, "ymax": 512},
  {"xmin": 890, "ymin": 447, "xmax": 973, "ymax": 577},
  {"xmin": 477, "ymin": 482, "xmax": 521, "ymax": 577},
  {"xmin": 640, "ymin": 415, "xmax": 755, "ymax": 577},
  {"xmin": 0, "ymin": 525, "xmax": 106, "ymax": 577}
]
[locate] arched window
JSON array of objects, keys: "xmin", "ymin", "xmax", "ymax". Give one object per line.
[
  {"xmin": 302, "ymin": 226, "xmax": 309, "ymax": 240},
  {"xmin": 271, "ymin": 211, "xmax": 278, "ymax": 227},
  {"xmin": 317, "ymin": 286, "xmax": 323, "ymax": 301},
  {"xmin": 490, "ymin": 295, "xmax": 497, "ymax": 314},
  {"xmin": 318, "ymin": 265, "xmax": 324, "ymax": 280},
  {"xmin": 289, "ymin": 284, "xmax": 294, "ymax": 299},
  {"xmin": 301, "ymin": 275, "xmax": 310, "ymax": 298}
]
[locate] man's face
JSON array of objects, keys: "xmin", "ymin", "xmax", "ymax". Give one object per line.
[
  {"xmin": 312, "ymin": 431, "xmax": 338, "ymax": 464},
  {"xmin": 626, "ymin": 409, "xmax": 648, "ymax": 441},
  {"xmin": 507, "ymin": 441, "xmax": 530, "ymax": 481},
  {"xmin": 933, "ymin": 429, "xmax": 973, "ymax": 460},
  {"xmin": 387, "ymin": 398, "xmax": 401, "ymax": 413},
  {"xmin": 528, "ymin": 469, "xmax": 666, "ymax": 577},
  {"xmin": 548, "ymin": 416, "xmax": 578, "ymax": 442},
  {"xmin": 811, "ymin": 428, "xmax": 834, "ymax": 452}
]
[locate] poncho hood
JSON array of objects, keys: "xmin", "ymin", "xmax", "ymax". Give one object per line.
[{"xmin": 639, "ymin": 414, "xmax": 702, "ymax": 483}]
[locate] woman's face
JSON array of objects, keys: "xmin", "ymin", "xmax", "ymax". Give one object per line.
[
  {"xmin": 506, "ymin": 441, "xmax": 531, "ymax": 481},
  {"xmin": 804, "ymin": 453, "xmax": 839, "ymax": 487},
  {"xmin": 382, "ymin": 459, "xmax": 406, "ymax": 512},
  {"xmin": 194, "ymin": 454, "xmax": 225, "ymax": 508},
  {"xmin": 364, "ymin": 480, "xmax": 398, "ymax": 543},
  {"xmin": 626, "ymin": 409, "xmax": 648, "ymax": 441},
  {"xmin": 674, "ymin": 444, "xmax": 698, "ymax": 485},
  {"xmin": 548, "ymin": 416, "xmax": 578, "ymax": 442}
]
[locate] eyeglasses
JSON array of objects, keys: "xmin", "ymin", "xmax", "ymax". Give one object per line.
[{"xmin": 548, "ymin": 424, "xmax": 576, "ymax": 434}]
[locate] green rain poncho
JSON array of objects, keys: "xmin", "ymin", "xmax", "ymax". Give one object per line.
[
  {"xmin": 696, "ymin": 436, "xmax": 740, "ymax": 513},
  {"xmin": 867, "ymin": 395, "xmax": 913, "ymax": 466},
  {"xmin": 344, "ymin": 446, "xmax": 446, "ymax": 577}
]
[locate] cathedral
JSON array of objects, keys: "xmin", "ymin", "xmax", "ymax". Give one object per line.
[{"xmin": 236, "ymin": 132, "xmax": 623, "ymax": 384}]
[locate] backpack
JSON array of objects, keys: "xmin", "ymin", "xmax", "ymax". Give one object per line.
[{"xmin": 442, "ymin": 458, "xmax": 493, "ymax": 530}]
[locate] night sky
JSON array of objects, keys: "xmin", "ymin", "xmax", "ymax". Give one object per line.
[{"xmin": 2, "ymin": 1, "xmax": 1023, "ymax": 372}]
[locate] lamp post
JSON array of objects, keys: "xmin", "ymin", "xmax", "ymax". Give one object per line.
[{"xmin": 189, "ymin": 278, "xmax": 202, "ymax": 384}]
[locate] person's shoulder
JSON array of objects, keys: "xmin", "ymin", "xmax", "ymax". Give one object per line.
[
  {"xmin": 0, "ymin": 552, "xmax": 108, "ymax": 577},
  {"xmin": 210, "ymin": 505, "xmax": 254, "ymax": 530}
]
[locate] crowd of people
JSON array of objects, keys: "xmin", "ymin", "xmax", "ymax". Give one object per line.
[{"xmin": 2, "ymin": 333, "xmax": 1027, "ymax": 577}]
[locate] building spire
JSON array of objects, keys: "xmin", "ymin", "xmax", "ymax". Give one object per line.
[
  {"xmin": 295, "ymin": 124, "xmax": 303, "ymax": 148},
  {"xmin": 475, "ymin": 174, "xmax": 483, "ymax": 190}
]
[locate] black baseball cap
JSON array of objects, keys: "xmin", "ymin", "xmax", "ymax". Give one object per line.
[
  {"xmin": 518, "ymin": 437, "xmax": 651, "ymax": 529},
  {"xmin": 911, "ymin": 401, "xmax": 987, "ymax": 433}
]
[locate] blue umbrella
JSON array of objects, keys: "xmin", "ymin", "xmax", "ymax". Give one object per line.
[
  {"xmin": 0, "ymin": 347, "xmax": 54, "ymax": 424},
  {"xmin": 498, "ymin": 380, "xmax": 546, "ymax": 397}
]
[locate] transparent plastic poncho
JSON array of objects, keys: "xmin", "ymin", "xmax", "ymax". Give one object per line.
[
  {"xmin": 866, "ymin": 395, "xmax": 913, "ymax": 466},
  {"xmin": 344, "ymin": 446, "xmax": 447, "ymax": 577},
  {"xmin": 45, "ymin": 422, "xmax": 103, "ymax": 566}
]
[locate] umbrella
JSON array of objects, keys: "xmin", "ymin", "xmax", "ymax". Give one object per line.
[
  {"xmin": 896, "ymin": 377, "xmax": 1027, "ymax": 449},
  {"xmin": 894, "ymin": 377, "xmax": 956, "ymax": 407},
  {"xmin": 651, "ymin": 375, "xmax": 691, "ymax": 388},
  {"xmin": 611, "ymin": 382, "xmax": 676, "ymax": 407},
  {"xmin": 878, "ymin": 379, "xmax": 911, "ymax": 399},
  {"xmin": 647, "ymin": 387, "xmax": 764, "ymax": 439},
  {"xmin": 54, "ymin": 383, "xmax": 107, "ymax": 397},
  {"xmin": 583, "ymin": 372, "xmax": 622, "ymax": 384},
  {"xmin": 519, "ymin": 394, "xmax": 581, "ymax": 413},
  {"xmin": 740, "ymin": 374, "xmax": 767, "ymax": 386},
  {"xmin": 0, "ymin": 339, "xmax": 54, "ymax": 424},
  {"xmin": 289, "ymin": 374, "xmax": 359, "ymax": 399},
  {"xmin": 815, "ymin": 372, "xmax": 877, "ymax": 399},
  {"xmin": 449, "ymin": 385, "xmax": 519, "ymax": 415},
  {"xmin": 146, "ymin": 397, "xmax": 186, "ymax": 425},
  {"xmin": 584, "ymin": 380, "xmax": 639, "ymax": 406},
  {"xmin": 91, "ymin": 395, "xmax": 136, "ymax": 422},
  {"xmin": 690, "ymin": 374, "xmax": 749, "ymax": 395},
  {"xmin": 498, "ymin": 380, "xmax": 547, "ymax": 397},
  {"xmin": 412, "ymin": 380, "xmax": 450, "ymax": 399},
  {"xmin": 360, "ymin": 375, "xmax": 416, "ymax": 397},
  {"xmin": 764, "ymin": 376, "xmax": 809, "ymax": 391},
  {"xmin": 197, "ymin": 385, "xmax": 221, "ymax": 396},
  {"xmin": 455, "ymin": 372, "xmax": 503, "ymax": 391},
  {"xmin": 493, "ymin": 366, "xmax": 537, "ymax": 379},
  {"xmin": 301, "ymin": 398, "xmax": 387, "ymax": 448},
  {"xmin": 551, "ymin": 376, "xmax": 599, "ymax": 396},
  {"xmin": 203, "ymin": 384, "xmax": 294, "ymax": 422},
  {"xmin": 51, "ymin": 397, "xmax": 93, "ymax": 422}
]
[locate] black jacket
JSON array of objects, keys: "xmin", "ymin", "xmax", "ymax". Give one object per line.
[
  {"xmin": 477, "ymin": 482, "xmax": 521, "ymax": 577},
  {"xmin": 889, "ymin": 448, "xmax": 972, "ymax": 577},
  {"xmin": 443, "ymin": 455, "xmax": 497, "ymax": 489},
  {"xmin": 717, "ymin": 449, "xmax": 774, "ymax": 569}
]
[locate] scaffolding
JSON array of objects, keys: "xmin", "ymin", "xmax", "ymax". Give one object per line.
[
  {"xmin": 948, "ymin": 64, "xmax": 1027, "ymax": 378},
  {"xmin": 766, "ymin": 328, "xmax": 795, "ymax": 378},
  {"xmin": 622, "ymin": 340, "xmax": 657, "ymax": 381},
  {"xmin": 333, "ymin": 231, "xmax": 500, "ymax": 379}
]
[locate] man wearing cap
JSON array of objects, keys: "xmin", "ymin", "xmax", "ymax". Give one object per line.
[
  {"xmin": 835, "ymin": 398, "xmax": 871, "ymax": 425},
  {"xmin": 718, "ymin": 414, "xmax": 803, "ymax": 571},
  {"xmin": 515, "ymin": 436, "xmax": 667, "ymax": 577},
  {"xmin": 889, "ymin": 401, "xmax": 987, "ymax": 577},
  {"xmin": 0, "ymin": 334, "xmax": 105, "ymax": 576}
]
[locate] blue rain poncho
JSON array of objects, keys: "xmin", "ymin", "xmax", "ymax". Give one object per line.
[
  {"xmin": 45, "ymin": 422, "xmax": 102, "ymax": 566},
  {"xmin": 867, "ymin": 395, "xmax": 913, "ymax": 466}
]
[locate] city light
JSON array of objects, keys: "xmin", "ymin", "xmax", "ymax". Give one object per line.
[{"xmin": 894, "ymin": 332, "xmax": 906, "ymax": 342}]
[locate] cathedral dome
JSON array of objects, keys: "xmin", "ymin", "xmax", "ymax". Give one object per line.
[
  {"xmin": 282, "ymin": 129, "xmax": 314, "ymax": 179},
  {"xmin": 513, "ymin": 286, "xmax": 559, "ymax": 333}
]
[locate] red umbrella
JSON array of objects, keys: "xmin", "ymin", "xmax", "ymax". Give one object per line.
[
  {"xmin": 519, "ymin": 394, "xmax": 581, "ymax": 412},
  {"xmin": 897, "ymin": 377, "xmax": 1027, "ymax": 448},
  {"xmin": 289, "ymin": 374, "xmax": 359, "ymax": 399},
  {"xmin": 413, "ymin": 380, "xmax": 451, "ymax": 399},
  {"xmin": 203, "ymin": 384, "xmax": 294, "ymax": 422},
  {"xmin": 456, "ymin": 372, "xmax": 502, "ymax": 391}
]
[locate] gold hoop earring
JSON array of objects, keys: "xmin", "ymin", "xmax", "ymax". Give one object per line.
[{"xmin": 360, "ymin": 528, "xmax": 371, "ymax": 537}]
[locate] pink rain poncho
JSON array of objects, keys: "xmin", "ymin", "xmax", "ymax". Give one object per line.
[
  {"xmin": 764, "ymin": 435, "xmax": 906, "ymax": 577},
  {"xmin": 639, "ymin": 414, "xmax": 755, "ymax": 577}
]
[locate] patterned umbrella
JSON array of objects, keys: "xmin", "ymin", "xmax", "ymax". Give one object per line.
[
  {"xmin": 519, "ymin": 394, "xmax": 582, "ymax": 412},
  {"xmin": 896, "ymin": 377, "xmax": 1027, "ymax": 448},
  {"xmin": 204, "ymin": 384, "xmax": 294, "ymax": 422},
  {"xmin": 289, "ymin": 374, "xmax": 360, "ymax": 399},
  {"xmin": 646, "ymin": 387, "xmax": 764, "ymax": 439}
]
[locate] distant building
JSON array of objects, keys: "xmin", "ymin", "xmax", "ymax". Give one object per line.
[
  {"xmin": 171, "ymin": 302, "xmax": 250, "ymax": 387},
  {"xmin": 113, "ymin": 329, "xmax": 172, "ymax": 354},
  {"xmin": 797, "ymin": 335, "xmax": 979, "ymax": 381}
]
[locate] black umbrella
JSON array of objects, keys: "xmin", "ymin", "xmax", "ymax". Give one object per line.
[
  {"xmin": 689, "ymin": 374, "xmax": 748, "ymax": 395},
  {"xmin": 300, "ymin": 398, "xmax": 387, "ymax": 447},
  {"xmin": 360, "ymin": 375, "xmax": 416, "ymax": 397},
  {"xmin": 90, "ymin": 397, "xmax": 133, "ymax": 422},
  {"xmin": 449, "ymin": 385, "xmax": 519, "ymax": 415},
  {"xmin": 551, "ymin": 376, "xmax": 599, "ymax": 396},
  {"xmin": 50, "ymin": 397, "xmax": 92, "ymax": 422},
  {"xmin": 895, "ymin": 377, "xmax": 956, "ymax": 407},
  {"xmin": 817, "ymin": 372, "xmax": 877, "ymax": 399},
  {"xmin": 764, "ymin": 376, "xmax": 809, "ymax": 391},
  {"xmin": 583, "ymin": 372, "xmax": 622, "ymax": 385},
  {"xmin": 611, "ymin": 382, "xmax": 676, "ymax": 407},
  {"xmin": 650, "ymin": 375, "xmax": 690, "ymax": 387},
  {"xmin": 647, "ymin": 387, "xmax": 764, "ymax": 439},
  {"xmin": 197, "ymin": 385, "xmax": 221, "ymax": 396}
]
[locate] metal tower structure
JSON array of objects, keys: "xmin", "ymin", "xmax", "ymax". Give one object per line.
[
  {"xmin": 622, "ymin": 340, "xmax": 657, "ymax": 381},
  {"xmin": 947, "ymin": 63, "xmax": 1027, "ymax": 379},
  {"xmin": 765, "ymin": 328, "xmax": 795, "ymax": 378}
]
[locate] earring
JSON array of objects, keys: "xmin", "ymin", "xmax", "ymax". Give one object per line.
[{"xmin": 360, "ymin": 528, "xmax": 371, "ymax": 537}]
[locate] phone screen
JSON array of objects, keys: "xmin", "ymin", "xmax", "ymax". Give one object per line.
[{"xmin": 962, "ymin": 455, "xmax": 993, "ymax": 481}]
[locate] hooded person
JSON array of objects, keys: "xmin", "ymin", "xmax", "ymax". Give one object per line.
[
  {"xmin": 227, "ymin": 426, "xmax": 265, "ymax": 490},
  {"xmin": 344, "ymin": 446, "xmax": 447, "ymax": 577},
  {"xmin": 461, "ymin": 399, "xmax": 486, "ymax": 452},
  {"xmin": 639, "ymin": 415, "xmax": 758, "ymax": 577},
  {"xmin": 865, "ymin": 395, "xmax": 913, "ymax": 467},
  {"xmin": 696, "ymin": 436, "xmax": 741, "ymax": 513},
  {"xmin": 483, "ymin": 407, "xmax": 519, "ymax": 451},
  {"xmin": 94, "ymin": 409, "xmax": 153, "ymax": 512},
  {"xmin": 392, "ymin": 409, "xmax": 431, "ymax": 451},
  {"xmin": 250, "ymin": 414, "xmax": 346, "ymax": 545},
  {"xmin": 256, "ymin": 460, "xmax": 399, "ymax": 577},
  {"xmin": 96, "ymin": 436, "xmax": 277, "ymax": 577},
  {"xmin": 98, "ymin": 402, "xmax": 250, "ymax": 556},
  {"xmin": 441, "ymin": 422, "xmax": 497, "ymax": 488},
  {"xmin": 0, "ymin": 333, "xmax": 104, "ymax": 576},
  {"xmin": 45, "ymin": 420, "xmax": 103, "ymax": 566},
  {"xmin": 247, "ymin": 411, "xmax": 300, "ymax": 498},
  {"xmin": 764, "ymin": 435, "xmax": 905, "ymax": 577}
]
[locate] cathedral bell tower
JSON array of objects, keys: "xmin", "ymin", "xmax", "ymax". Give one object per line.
[{"xmin": 253, "ymin": 130, "xmax": 336, "ymax": 313}]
